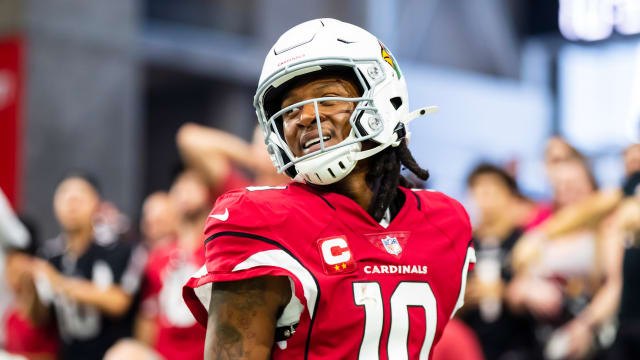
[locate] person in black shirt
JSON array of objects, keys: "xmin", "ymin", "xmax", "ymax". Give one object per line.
[
  {"xmin": 28, "ymin": 172, "xmax": 145, "ymax": 359},
  {"xmin": 462, "ymin": 164, "xmax": 542, "ymax": 360},
  {"xmin": 606, "ymin": 170, "xmax": 640, "ymax": 359}
]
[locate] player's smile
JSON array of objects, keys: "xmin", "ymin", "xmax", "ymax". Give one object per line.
[{"xmin": 280, "ymin": 77, "xmax": 359, "ymax": 158}]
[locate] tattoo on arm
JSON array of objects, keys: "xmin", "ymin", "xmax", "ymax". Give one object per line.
[
  {"xmin": 213, "ymin": 323, "xmax": 244, "ymax": 359},
  {"xmin": 206, "ymin": 276, "xmax": 291, "ymax": 360}
]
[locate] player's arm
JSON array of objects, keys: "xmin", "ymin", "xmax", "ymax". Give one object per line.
[
  {"xmin": 176, "ymin": 123, "xmax": 256, "ymax": 188},
  {"xmin": 536, "ymin": 189, "xmax": 622, "ymax": 239},
  {"xmin": 205, "ymin": 275, "xmax": 291, "ymax": 360}
]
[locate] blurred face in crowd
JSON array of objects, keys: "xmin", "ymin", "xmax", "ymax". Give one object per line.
[
  {"xmin": 469, "ymin": 173, "xmax": 514, "ymax": 222},
  {"xmin": 545, "ymin": 137, "xmax": 575, "ymax": 165},
  {"xmin": 280, "ymin": 76, "xmax": 358, "ymax": 158},
  {"xmin": 545, "ymin": 137, "xmax": 578, "ymax": 186},
  {"xmin": 54, "ymin": 177, "xmax": 100, "ymax": 232},
  {"xmin": 169, "ymin": 170, "xmax": 210, "ymax": 220},
  {"xmin": 552, "ymin": 159, "xmax": 596, "ymax": 208},
  {"xmin": 624, "ymin": 143, "xmax": 640, "ymax": 177},
  {"xmin": 141, "ymin": 192, "xmax": 178, "ymax": 244}
]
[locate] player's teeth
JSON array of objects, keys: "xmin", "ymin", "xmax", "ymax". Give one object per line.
[{"xmin": 304, "ymin": 136, "xmax": 331, "ymax": 149}]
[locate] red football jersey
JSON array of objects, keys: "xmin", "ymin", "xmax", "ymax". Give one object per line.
[
  {"xmin": 183, "ymin": 182, "xmax": 475, "ymax": 360},
  {"xmin": 4, "ymin": 307, "xmax": 59, "ymax": 358},
  {"xmin": 142, "ymin": 243, "xmax": 206, "ymax": 360}
]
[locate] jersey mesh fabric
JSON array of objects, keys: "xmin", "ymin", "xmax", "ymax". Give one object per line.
[{"xmin": 183, "ymin": 182, "xmax": 474, "ymax": 360}]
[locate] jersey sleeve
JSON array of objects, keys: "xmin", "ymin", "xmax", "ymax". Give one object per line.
[
  {"xmin": 417, "ymin": 190, "xmax": 476, "ymax": 318},
  {"xmin": 183, "ymin": 188, "xmax": 313, "ymax": 329}
]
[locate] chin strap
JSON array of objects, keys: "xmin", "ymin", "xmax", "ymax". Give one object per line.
[{"xmin": 351, "ymin": 105, "xmax": 438, "ymax": 161}]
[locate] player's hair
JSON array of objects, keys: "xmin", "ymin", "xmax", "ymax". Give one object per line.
[
  {"xmin": 58, "ymin": 169, "xmax": 102, "ymax": 197},
  {"xmin": 466, "ymin": 163, "xmax": 522, "ymax": 198},
  {"xmin": 366, "ymin": 140, "xmax": 429, "ymax": 221}
]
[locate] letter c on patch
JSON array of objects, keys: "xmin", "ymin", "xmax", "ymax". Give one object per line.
[{"xmin": 321, "ymin": 238, "xmax": 351, "ymax": 265}]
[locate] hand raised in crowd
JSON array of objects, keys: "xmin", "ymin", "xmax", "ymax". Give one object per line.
[
  {"xmin": 507, "ymin": 275, "xmax": 563, "ymax": 320},
  {"xmin": 32, "ymin": 258, "xmax": 64, "ymax": 292},
  {"xmin": 560, "ymin": 317, "xmax": 595, "ymax": 359},
  {"xmin": 465, "ymin": 274, "xmax": 505, "ymax": 307}
]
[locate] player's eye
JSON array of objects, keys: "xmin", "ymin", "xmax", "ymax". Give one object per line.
[
  {"xmin": 283, "ymin": 106, "xmax": 301, "ymax": 120},
  {"xmin": 287, "ymin": 106, "xmax": 301, "ymax": 114},
  {"xmin": 319, "ymin": 100, "xmax": 338, "ymax": 106}
]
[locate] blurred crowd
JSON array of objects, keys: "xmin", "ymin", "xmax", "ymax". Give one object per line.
[{"xmin": 1, "ymin": 123, "xmax": 639, "ymax": 360}]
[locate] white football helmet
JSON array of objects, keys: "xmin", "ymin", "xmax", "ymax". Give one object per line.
[{"xmin": 254, "ymin": 18, "xmax": 436, "ymax": 185}]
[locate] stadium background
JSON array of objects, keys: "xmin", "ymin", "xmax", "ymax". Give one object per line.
[{"xmin": 0, "ymin": 0, "xmax": 639, "ymax": 268}]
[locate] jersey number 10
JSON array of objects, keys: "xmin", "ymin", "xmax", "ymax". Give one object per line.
[{"xmin": 352, "ymin": 281, "xmax": 437, "ymax": 360}]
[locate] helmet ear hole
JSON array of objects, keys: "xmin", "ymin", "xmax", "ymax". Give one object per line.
[
  {"xmin": 353, "ymin": 111, "xmax": 368, "ymax": 137},
  {"xmin": 356, "ymin": 68, "xmax": 370, "ymax": 92},
  {"xmin": 390, "ymin": 97, "xmax": 402, "ymax": 110}
]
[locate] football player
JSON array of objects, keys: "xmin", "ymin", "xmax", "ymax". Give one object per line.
[{"xmin": 183, "ymin": 18, "xmax": 475, "ymax": 360}]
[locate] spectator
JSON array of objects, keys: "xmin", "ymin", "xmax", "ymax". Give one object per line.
[
  {"xmin": 3, "ymin": 212, "xmax": 58, "ymax": 360},
  {"xmin": 4, "ymin": 248, "xmax": 59, "ymax": 360},
  {"xmin": 461, "ymin": 163, "xmax": 541, "ymax": 360},
  {"xmin": 599, "ymin": 169, "xmax": 640, "ymax": 359},
  {"xmin": 176, "ymin": 123, "xmax": 289, "ymax": 191},
  {"xmin": 517, "ymin": 142, "xmax": 637, "ymax": 262},
  {"xmin": 139, "ymin": 192, "xmax": 178, "ymax": 250},
  {"xmin": 132, "ymin": 169, "xmax": 210, "ymax": 360},
  {"xmin": 28, "ymin": 172, "xmax": 144, "ymax": 360},
  {"xmin": 509, "ymin": 157, "xmax": 614, "ymax": 359},
  {"xmin": 0, "ymin": 188, "xmax": 30, "ymax": 347}
]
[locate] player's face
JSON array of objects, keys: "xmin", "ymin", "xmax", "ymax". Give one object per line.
[
  {"xmin": 280, "ymin": 76, "xmax": 359, "ymax": 158},
  {"xmin": 53, "ymin": 177, "xmax": 100, "ymax": 232}
]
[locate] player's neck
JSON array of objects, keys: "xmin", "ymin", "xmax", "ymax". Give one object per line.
[
  {"xmin": 256, "ymin": 173, "xmax": 289, "ymax": 186},
  {"xmin": 64, "ymin": 226, "xmax": 93, "ymax": 257},
  {"xmin": 319, "ymin": 164, "xmax": 373, "ymax": 214}
]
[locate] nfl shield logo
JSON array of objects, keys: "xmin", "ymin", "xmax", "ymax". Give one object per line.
[{"xmin": 381, "ymin": 236, "xmax": 402, "ymax": 255}]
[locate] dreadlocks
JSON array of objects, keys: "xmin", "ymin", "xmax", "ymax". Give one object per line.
[{"xmin": 366, "ymin": 140, "xmax": 430, "ymax": 222}]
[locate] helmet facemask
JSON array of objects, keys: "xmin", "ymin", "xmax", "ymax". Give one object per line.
[
  {"xmin": 253, "ymin": 19, "xmax": 435, "ymax": 185},
  {"xmin": 256, "ymin": 59, "xmax": 399, "ymax": 185}
]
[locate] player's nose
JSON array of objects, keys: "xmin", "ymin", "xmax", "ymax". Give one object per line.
[{"xmin": 297, "ymin": 102, "xmax": 317, "ymax": 128}]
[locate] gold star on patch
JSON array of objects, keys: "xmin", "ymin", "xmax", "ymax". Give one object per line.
[
  {"xmin": 342, "ymin": 263, "xmax": 347, "ymax": 269},
  {"xmin": 334, "ymin": 264, "xmax": 340, "ymax": 271}
]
